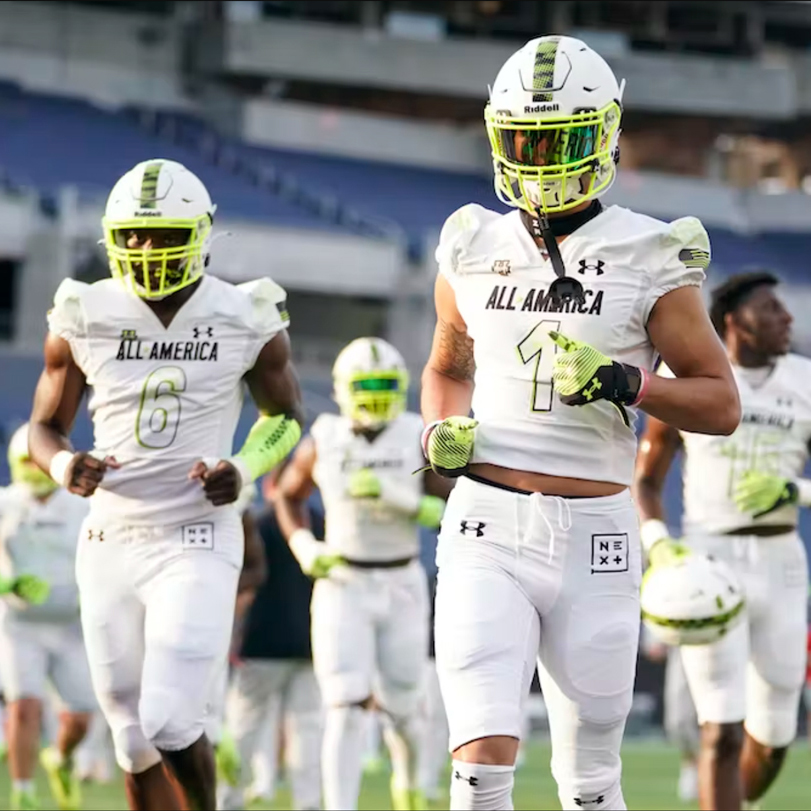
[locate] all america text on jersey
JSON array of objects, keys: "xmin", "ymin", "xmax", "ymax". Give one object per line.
[
  {"xmin": 485, "ymin": 284, "xmax": 604, "ymax": 315},
  {"xmin": 115, "ymin": 338, "xmax": 219, "ymax": 362}
]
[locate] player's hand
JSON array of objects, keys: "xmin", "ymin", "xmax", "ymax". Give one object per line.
[
  {"xmin": 12, "ymin": 574, "xmax": 50, "ymax": 605},
  {"xmin": 424, "ymin": 416, "xmax": 478, "ymax": 478},
  {"xmin": 348, "ymin": 468, "xmax": 381, "ymax": 499},
  {"xmin": 647, "ymin": 538, "xmax": 691, "ymax": 569},
  {"xmin": 549, "ymin": 331, "xmax": 643, "ymax": 422},
  {"xmin": 309, "ymin": 552, "xmax": 346, "ymax": 579},
  {"xmin": 734, "ymin": 470, "xmax": 798, "ymax": 518},
  {"xmin": 65, "ymin": 452, "xmax": 120, "ymax": 498},
  {"xmin": 188, "ymin": 460, "xmax": 241, "ymax": 506}
]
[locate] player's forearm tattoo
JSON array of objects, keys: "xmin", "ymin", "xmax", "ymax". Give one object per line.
[{"xmin": 434, "ymin": 319, "xmax": 475, "ymax": 382}]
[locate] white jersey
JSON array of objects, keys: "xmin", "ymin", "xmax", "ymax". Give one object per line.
[
  {"xmin": 47, "ymin": 274, "xmax": 289, "ymax": 526},
  {"xmin": 0, "ymin": 485, "xmax": 89, "ymax": 620},
  {"xmin": 311, "ymin": 412, "xmax": 425, "ymax": 562},
  {"xmin": 674, "ymin": 355, "xmax": 811, "ymax": 535},
  {"xmin": 437, "ymin": 204, "xmax": 708, "ymax": 485}
]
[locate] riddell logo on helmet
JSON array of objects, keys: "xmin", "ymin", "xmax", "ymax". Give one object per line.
[
  {"xmin": 524, "ymin": 103, "xmax": 560, "ymax": 113},
  {"xmin": 135, "ymin": 210, "xmax": 162, "ymax": 216}
]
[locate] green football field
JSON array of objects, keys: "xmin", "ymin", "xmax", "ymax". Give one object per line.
[{"xmin": 5, "ymin": 739, "xmax": 811, "ymax": 810}]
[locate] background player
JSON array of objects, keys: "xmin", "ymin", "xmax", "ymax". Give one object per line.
[
  {"xmin": 276, "ymin": 336, "xmax": 448, "ymax": 811},
  {"xmin": 27, "ymin": 158, "xmax": 304, "ymax": 811},
  {"xmin": 634, "ymin": 271, "xmax": 810, "ymax": 811},
  {"xmin": 420, "ymin": 34, "xmax": 740, "ymax": 811},
  {"xmin": 219, "ymin": 464, "xmax": 323, "ymax": 811},
  {"xmin": 0, "ymin": 423, "xmax": 95, "ymax": 811}
]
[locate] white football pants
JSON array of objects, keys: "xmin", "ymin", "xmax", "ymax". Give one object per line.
[
  {"xmin": 435, "ymin": 477, "xmax": 642, "ymax": 810},
  {"xmin": 680, "ymin": 530, "xmax": 808, "ymax": 747}
]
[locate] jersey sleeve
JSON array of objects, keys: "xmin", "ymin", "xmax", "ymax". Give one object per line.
[
  {"xmin": 435, "ymin": 204, "xmax": 491, "ymax": 284},
  {"xmin": 237, "ymin": 277, "xmax": 291, "ymax": 372},
  {"xmin": 643, "ymin": 216, "xmax": 710, "ymax": 323},
  {"xmin": 46, "ymin": 279, "xmax": 91, "ymax": 371}
]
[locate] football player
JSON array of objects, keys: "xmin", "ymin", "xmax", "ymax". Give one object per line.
[
  {"xmin": 276, "ymin": 337, "xmax": 449, "ymax": 811},
  {"xmin": 27, "ymin": 158, "xmax": 304, "ymax": 811},
  {"xmin": 634, "ymin": 272, "xmax": 809, "ymax": 810},
  {"xmin": 0, "ymin": 423, "xmax": 95, "ymax": 811},
  {"xmin": 420, "ymin": 35, "xmax": 740, "ymax": 811}
]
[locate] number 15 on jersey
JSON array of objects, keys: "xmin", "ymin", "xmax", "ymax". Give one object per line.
[{"xmin": 516, "ymin": 319, "xmax": 561, "ymax": 413}]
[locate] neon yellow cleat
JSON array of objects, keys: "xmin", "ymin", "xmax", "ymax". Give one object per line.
[
  {"xmin": 40, "ymin": 746, "xmax": 81, "ymax": 811},
  {"xmin": 391, "ymin": 777, "xmax": 428, "ymax": 811},
  {"xmin": 215, "ymin": 729, "xmax": 242, "ymax": 788},
  {"xmin": 10, "ymin": 787, "xmax": 40, "ymax": 810}
]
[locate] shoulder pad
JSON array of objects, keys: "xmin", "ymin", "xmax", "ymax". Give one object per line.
[
  {"xmin": 48, "ymin": 278, "xmax": 90, "ymax": 338},
  {"xmin": 664, "ymin": 217, "xmax": 711, "ymax": 269},
  {"xmin": 435, "ymin": 204, "xmax": 501, "ymax": 275},
  {"xmin": 237, "ymin": 277, "xmax": 289, "ymax": 329}
]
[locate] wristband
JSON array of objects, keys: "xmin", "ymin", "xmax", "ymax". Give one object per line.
[
  {"xmin": 49, "ymin": 450, "xmax": 75, "ymax": 488},
  {"xmin": 289, "ymin": 528, "xmax": 319, "ymax": 572},
  {"xmin": 796, "ymin": 478, "xmax": 811, "ymax": 507},
  {"xmin": 640, "ymin": 518, "xmax": 670, "ymax": 553},
  {"xmin": 631, "ymin": 367, "xmax": 651, "ymax": 407},
  {"xmin": 227, "ymin": 456, "xmax": 254, "ymax": 489},
  {"xmin": 379, "ymin": 479, "xmax": 421, "ymax": 516},
  {"xmin": 421, "ymin": 421, "xmax": 442, "ymax": 457}
]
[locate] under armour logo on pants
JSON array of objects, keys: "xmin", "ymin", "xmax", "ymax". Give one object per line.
[
  {"xmin": 453, "ymin": 771, "xmax": 479, "ymax": 786},
  {"xmin": 459, "ymin": 520, "xmax": 486, "ymax": 537}
]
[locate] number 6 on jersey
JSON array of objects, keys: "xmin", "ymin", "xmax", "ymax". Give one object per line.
[
  {"xmin": 517, "ymin": 319, "xmax": 561, "ymax": 412},
  {"xmin": 136, "ymin": 366, "xmax": 187, "ymax": 449}
]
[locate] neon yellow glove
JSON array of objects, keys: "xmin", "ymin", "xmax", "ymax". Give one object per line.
[
  {"xmin": 423, "ymin": 417, "xmax": 478, "ymax": 478},
  {"xmin": 647, "ymin": 538, "xmax": 691, "ymax": 569},
  {"xmin": 348, "ymin": 468, "xmax": 381, "ymax": 499},
  {"xmin": 549, "ymin": 331, "xmax": 646, "ymax": 425},
  {"xmin": 0, "ymin": 574, "xmax": 50, "ymax": 605},
  {"xmin": 416, "ymin": 495, "xmax": 445, "ymax": 529},
  {"xmin": 289, "ymin": 529, "xmax": 345, "ymax": 579},
  {"xmin": 734, "ymin": 470, "xmax": 799, "ymax": 518}
]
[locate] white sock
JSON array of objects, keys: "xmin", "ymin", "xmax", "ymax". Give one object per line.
[
  {"xmin": 322, "ymin": 705, "xmax": 367, "ymax": 811},
  {"xmin": 449, "ymin": 761, "xmax": 514, "ymax": 811},
  {"xmin": 13, "ymin": 780, "xmax": 34, "ymax": 794},
  {"xmin": 383, "ymin": 713, "xmax": 423, "ymax": 793}
]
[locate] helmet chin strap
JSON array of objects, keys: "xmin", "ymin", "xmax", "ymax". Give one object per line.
[{"xmin": 527, "ymin": 200, "xmax": 603, "ymax": 306}]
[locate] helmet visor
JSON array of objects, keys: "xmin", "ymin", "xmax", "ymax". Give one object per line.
[{"xmin": 341, "ymin": 371, "xmax": 408, "ymax": 425}]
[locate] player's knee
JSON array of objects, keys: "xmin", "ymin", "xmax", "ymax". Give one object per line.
[
  {"xmin": 701, "ymin": 721, "xmax": 744, "ymax": 761},
  {"xmin": 140, "ymin": 693, "xmax": 203, "ymax": 752},
  {"xmin": 111, "ymin": 722, "xmax": 162, "ymax": 774},
  {"xmin": 453, "ymin": 736, "xmax": 518, "ymax": 767},
  {"xmin": 378, "ymin": 685, "xmax": 421, "ymax": 718}
]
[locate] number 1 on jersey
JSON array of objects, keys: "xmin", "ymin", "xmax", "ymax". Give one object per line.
[
  {"xmin": 516, "ymin": 319, "xmax": 561, "ymax": 413},
  {"xmin": 136, "ymin": 366, "xmax": 187, "ymax": 449}
]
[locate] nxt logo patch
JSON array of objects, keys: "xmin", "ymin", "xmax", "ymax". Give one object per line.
[
  {"xmin": 453, "ymin": 771, "xmax": 479, "ymax": 786},
  {"xmin": 583, "ymin": 377, "xmax": 602, "ymax": 401},
  {"xmin": 577, "ymin": 259, "xmax": 605, "ymax": 275},
  {"xmin": 459, "ymin": 520, "xmax": 486, "ymax": 538},
  {"xmin": 192, "ymin": 326, "xmax": 214, "ymax": 339},
  {"xmin": 87, "ymin": 529, "xmax": 104, "ymax": 542}
]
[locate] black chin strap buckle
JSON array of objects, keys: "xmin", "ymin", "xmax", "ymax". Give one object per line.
[{"xmin": 535, "ymin": 210, "xmax": 585, "ymax": 307}]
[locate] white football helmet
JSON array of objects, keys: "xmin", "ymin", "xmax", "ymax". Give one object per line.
[
  {"xmin": 7, "ymin": 423, "xmax": 58, "ymax": 498},
  {"xmin": 333, "ymin": 338, "xmax": 409, "ymax": 429},
  {"xmin": 641, "ymin": 552, "xmax": 745, "ymax": 646},
  {"xmin": 102, "ymin": 159, "xmax": 216, "ymax": 300},
  {"xmin": 485, "ymin": 35, "xmax": 624, "ymax": 215}
]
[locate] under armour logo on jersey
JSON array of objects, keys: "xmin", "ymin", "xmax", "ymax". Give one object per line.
[
  {"xmin": 777, "ymin": 397, "xmax": 793, "ymax": 408},
  {"xmin": 193, "ymin": 326, "xmax": 214, "ymax": 339},
  {"xmin": 492, "ymin": 259, "xmax": 511, "ymax": 276},
  {"xmin": 453, "ymin": 771, "xmax": 479, "ymax": 786},
  {"xmin": 573, "ymin": 796, "xmax": 605, "ymax": 807},
  {"xmin": 577, "ymin": 259, "xmax": 605, "ymax": 275},
  {"xmin": 460, "ymin": 520, "xmax": 486, "ymax": 537},
  {"xmin": 120, "ymin": 329, "xmax": 138, "ymax": 340},
  {"xmin": 87, "ymin": 529, "xmax": 104, "ymax": 542}
]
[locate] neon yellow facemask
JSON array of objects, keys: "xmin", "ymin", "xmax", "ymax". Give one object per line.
[
  {"xmin": 485, "ymin": 101, "xmax": 621, "ymax": 215},
  {"xmin": 102, "ymin": 215, "xmax": 212, "ymax": 300},
  {"xmin": 338, "ymin": 369, "xmax": 409, "ymax": 428}
]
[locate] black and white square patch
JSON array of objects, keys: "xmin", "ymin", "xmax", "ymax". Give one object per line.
[
  {"xmin": 591, "ymin": 533, "xmax": 629, "ymax": 574},
  {"xmin": 182, "ymin": 522, "xmax": 215, "ymax": 551}
]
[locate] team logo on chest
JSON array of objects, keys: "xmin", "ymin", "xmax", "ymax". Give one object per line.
[{"xmin": 115, "ymin": 326, "xmax": 219, "ymax": 362}]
